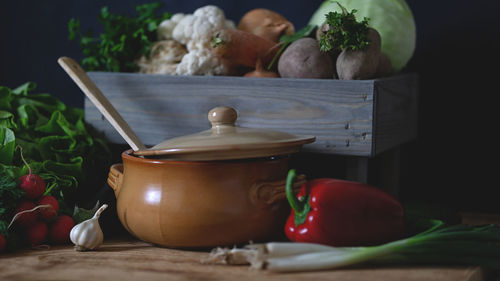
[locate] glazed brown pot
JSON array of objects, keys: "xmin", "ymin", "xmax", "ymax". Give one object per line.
[
  {"xmin": 107, "ymin": 150, "xmax": 305, "ymax": 248},
  {"xmin": 57, "ymin": 59, "xmax": 316, "ymax": 249}
]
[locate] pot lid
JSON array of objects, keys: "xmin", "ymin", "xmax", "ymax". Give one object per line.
[{"xmin": 133, "ymin": 106, "xmax": 315, "ymax": 161}]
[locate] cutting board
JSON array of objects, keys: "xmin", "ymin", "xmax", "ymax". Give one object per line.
[{"xmin": 0, "ymin": 236, "xmax": 484, "ymax": 281}]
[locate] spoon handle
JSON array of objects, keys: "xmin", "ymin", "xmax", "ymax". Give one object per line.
[{"xmin": 58, "ymin": 56, "xmax": 146, "ymax": 151}]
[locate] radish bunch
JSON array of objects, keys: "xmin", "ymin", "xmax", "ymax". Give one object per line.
[
  {"xmin": 0, "ymin": 234, "xmax": 6, "ymax": 253},
  {"xmin": 10, "ymin": 171, "xmax": 75, "ymax": 247}
]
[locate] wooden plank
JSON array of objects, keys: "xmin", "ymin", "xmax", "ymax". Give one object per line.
[
  {"xmin": 0, "ymin": 237, "xmax": 485, "ymax": 281},
  {"xmin": 84, "ymin": 72, "xmax": 375, "ymax": 156},
  {"xmin": 373, "ymin": 74, "xmax": 418, "ymax": 155},
  {"xmin": 83, "ymin": 73, "xmax": 419, "ymax": 157}
]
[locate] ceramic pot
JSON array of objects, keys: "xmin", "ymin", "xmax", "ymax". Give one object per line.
[
  {"xmin": 108, "ymin": 150, "xmax": 305, "ymax": 248},
  {"xmin": 107, "ymin": 106, "xmax": 314, "ymax": 248},
  {"xmin": 57, "ymin": 60, "xmax": 316, "ymax": 248}
]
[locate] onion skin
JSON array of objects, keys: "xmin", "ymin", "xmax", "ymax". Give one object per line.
[
  {"xmin": 212, "ymin": 29, "xmax": 280, "ymax": 69},
  {"xmin": 238, "ymin": 8, "xmax": 294, "ymax": 43},
  {"xmin": 244, "ymin": 59, "xmax": 279, "ymax": 78}
]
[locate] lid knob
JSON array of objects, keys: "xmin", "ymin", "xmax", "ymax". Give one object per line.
[{"xmin": 208, "ymin": 106, "xmax": 237, "ymax": 127}]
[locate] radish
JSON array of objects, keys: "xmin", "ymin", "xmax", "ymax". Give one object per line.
[
  {"xmin": 13, "ymin": 201, "xmax": 38, "ymax": 228},
  {"xmin": 37, "ymin": 195, "xmax": 59, "ymax": 221},
  {"xmin": 19, "ymin": 174, "xmax": 46, "ymax": 200},
  {"xmin": 0, "ymin": 234, "xmax": 6, "ymax": 253},
  {"xmin": 24, "ymin": 221, "xmax": 48, "ymax": 246},
  {"xmin": 49, "ymin": 215, "xmax": 75, "ymax": 245},
  {"xmin": 18, "ymin": 147, "xmax": 46, "ymax": 200}
]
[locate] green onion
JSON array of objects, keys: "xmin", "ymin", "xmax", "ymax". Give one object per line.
[{"xmin": 207, "ymin": 220, "xmax": 500, "ymax": 272}]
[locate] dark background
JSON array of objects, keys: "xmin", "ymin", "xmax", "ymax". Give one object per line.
[{"xmin": 1, "ymin": 1, "xmax": 498, "ymax": 213}]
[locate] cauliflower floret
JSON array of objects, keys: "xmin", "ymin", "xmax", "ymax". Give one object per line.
[
  {"xmin": 157, "ymin": 13, "xmax": 186, "ymax": 40},
  {"xmin": 171, "ymin": 5, "xmax": 235, "ymax": 75},
  {"xmin": 176, "ymin": 48, "xmax": 229, "ymax": 75},
  {"xmin": 172, "ymin": 5, "xmax": 228, "ymax": 51}
]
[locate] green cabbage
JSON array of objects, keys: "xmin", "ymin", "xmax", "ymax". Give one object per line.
[{"xmin": 309, "ymin": 0, "xmax": 416, "ymax": 71}]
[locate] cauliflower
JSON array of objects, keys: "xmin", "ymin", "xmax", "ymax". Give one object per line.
[
  {"xmin": 176, "ymin": 48, "xmax": 229, "ymax": 75},
  {"xmin": 157, "ymin": 13, "xmax": 185, "ymax": 40},
  {"xmin": 171, "ymin": 5, "xmax": 235, "ymax": 75},
  {"xmin": 137, "ymin": 40, "xmax": 187, "ymax": 75}
]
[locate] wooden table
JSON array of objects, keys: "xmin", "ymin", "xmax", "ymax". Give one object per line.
[{"xmin": 0, "ymin": 236, "xmax": 486, "ymax": 281}]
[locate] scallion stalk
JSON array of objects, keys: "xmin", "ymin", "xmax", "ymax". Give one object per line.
[{"xmin": 207, "ymin": 220, "xmax": 500, "ymax": 272}]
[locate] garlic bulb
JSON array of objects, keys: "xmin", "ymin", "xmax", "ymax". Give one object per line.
[{"xmin": 70, "ymin": 204, "xmax": 108, "ymax": 251}]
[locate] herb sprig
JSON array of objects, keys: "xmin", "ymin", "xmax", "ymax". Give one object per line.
[
  {"xmin": 68, "ymin": 2, "xmax": 170, "ymax": 72},
  {"xmin": 319, "ymin": 2, "xmax": 370, "ymax": 52}
]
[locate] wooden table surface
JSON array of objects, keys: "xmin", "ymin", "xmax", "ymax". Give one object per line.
[{"xmin": 0, "ymin": 236, "xmax": 486, "ymax": 281}]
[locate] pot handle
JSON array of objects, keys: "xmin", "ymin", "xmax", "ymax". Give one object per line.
[
  {"xmin": 108, "ymin": 164, "xmax": 124, "ymax": 197},
  {"xmin": 249, "ymin": 174, "xmax": 306, "ymax": 208}
]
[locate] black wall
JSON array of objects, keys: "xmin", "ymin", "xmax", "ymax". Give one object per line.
[{"xmin": 1, "ymin": 1, "xmax": 498, "ymax": 212}]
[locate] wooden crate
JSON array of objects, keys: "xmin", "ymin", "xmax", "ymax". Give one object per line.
[{"xmin": 84, "ymin": 72, "xmax": 418, "ymax": 158}]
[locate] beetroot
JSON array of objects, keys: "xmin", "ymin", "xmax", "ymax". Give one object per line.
[
  {"xmin": 37, "ymin": 195, "xmax": 60, "ymax": 221},
  {"xmin": 13, "ymin": 201, "xmax": 38, "ymax": 229},
  {"xmin": 24, "ymin": 221, "xmax": 48, "ymax": 246},
  {"xmin": 49, "ymin": 215, "xmax": 75, "ymax": 245},
  {"xmin": 0, "ymin": 234, "xmax": 6, "ymax": 253},
  {"xmin": 19, "ymin": 174, "xmax": 46, "ymax": 200}
]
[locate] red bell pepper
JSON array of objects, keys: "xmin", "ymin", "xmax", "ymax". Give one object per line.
[{"xmin": 285, "ymin": 169, "xmax": 404, "ymax": 246}]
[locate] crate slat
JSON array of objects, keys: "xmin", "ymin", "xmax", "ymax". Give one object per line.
[{"xmin": 84, "ymin": 72, "xmax": 417, "ymax": 157}]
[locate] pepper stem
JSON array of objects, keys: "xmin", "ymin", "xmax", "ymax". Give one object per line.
[
  {"xmin": 285, "ymin": 169, "xmax": 304, "ymax": 213},
  {"xmin": 286, "ymin": 169, "xmax": 311, "ymax": 226}
]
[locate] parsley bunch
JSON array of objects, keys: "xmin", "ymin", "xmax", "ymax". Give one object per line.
[
  {"xmin": 68, "ymin": 2, "xmax": 171, "ymax": 72},
  {"xmin": 319, "ymin": 2, "xmax": 370, "ymax": 52}
]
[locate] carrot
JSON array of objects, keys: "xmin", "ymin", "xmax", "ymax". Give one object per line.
[{"xmin": 211, "ymin": 29, "xmax": 281, "ymax": 68}]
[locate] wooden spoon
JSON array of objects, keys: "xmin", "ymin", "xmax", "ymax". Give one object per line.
[{"xmin": 58, "ymin": 56, "xmax": 147, "ymax": 151}]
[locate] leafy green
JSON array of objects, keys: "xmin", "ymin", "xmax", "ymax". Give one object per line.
[
  {"xmin": 0, "ymin": 164, "xmax": 24, "ymax": 236},
  {"xmin": 68, "ymin": 2, "xmax": 171, "ymax": 72},
  {"xmin": 0, "ymin": 127, "xmax": 15, "ymax": 163},
  {"xmin": 0, "ymin": 82, "xmax": 111, "ymax": 238},
  {"xmin": 318, "ymin": 2, "xmax": 370, "ymax": 52}
]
